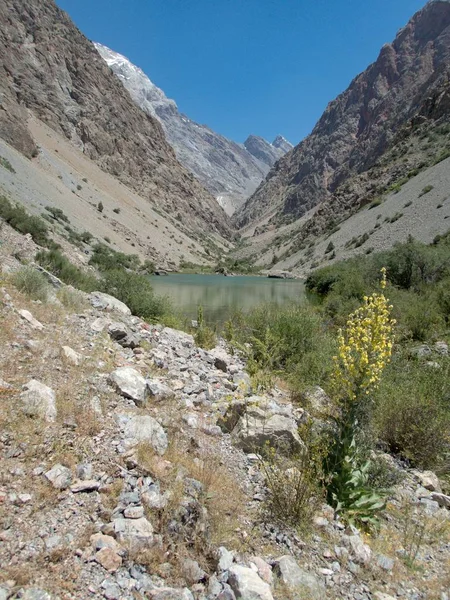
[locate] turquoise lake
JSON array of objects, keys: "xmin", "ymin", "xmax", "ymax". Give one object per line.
[{"xmin": 150, "ymin": 273, "xmax": 306, "ymax": 325}]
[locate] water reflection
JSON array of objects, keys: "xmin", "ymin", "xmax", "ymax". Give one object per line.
[{"xmin": 150, "ymin": 274, "xmax": 305, "ymax": 325}]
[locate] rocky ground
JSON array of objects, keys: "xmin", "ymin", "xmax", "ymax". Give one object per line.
[{"xmin": 0, "ymin": 253, "xmax": 449, "ymax": 599}]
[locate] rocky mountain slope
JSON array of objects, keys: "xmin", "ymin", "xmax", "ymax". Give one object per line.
[
  {"xmin": 1, "ymin": 229, "xmax": 449, "ymax": 599},
  {"xmin": 0, "ymin": 0, "xmax": 231, "ymax": 242},
  {"xmin": 235, "ymin": 0, "xmax": 450, "ymax": 236},
  {"xmin": 94, "ymin": 43, "xmax": 292, "ymax": 216}
]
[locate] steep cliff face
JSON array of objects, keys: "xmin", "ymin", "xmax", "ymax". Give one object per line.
[
  {"xmin": 0, "ymin": 0, "xmax": 231, "ymax": 238},
  {"xmin": 94, "ymin": 43, "xmax": 292, "ymax": 216},
  {"xmin": 235, "ymin": 0, "xmax": 450, "ymax": 229}
]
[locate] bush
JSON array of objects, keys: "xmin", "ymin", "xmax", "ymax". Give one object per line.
[
  {"xmin": 0, "ymin": 196, "xmax": 50, "ymax": 246},
  {"xmin": 99, "ymin": 269, "xmax": 167, "ymax": 322},
  {"xmin": 97, "ymin": 202, "xmax": 104, "ymax": 213},
  {"xmin": 11, "ymin": 267, "xmax": 49, "ymax": 302},
  {"xmin": 45, "ymin": 206, "xmax": 69, "ymax": 223},
  {"xmin": 0, "ymin": 156, "xmax": 15, "ymax": 173},
  {"xmin": 89, "ymin": 243, "xmax": 140, "ymax": 272},
  {"xmin": 57, "ymin": 286, "xmax": 88, "ymax": 312},
  {"xmin": 35, "ymin": 249, "xmax": 98, "ymax": 292},
  {"xmin": 374, "ymin": 354, "xmax": 450, "ymax": 470},
  {"xmin": 194, "ymin": 306, "xmax": 217, "ymax": 350}
]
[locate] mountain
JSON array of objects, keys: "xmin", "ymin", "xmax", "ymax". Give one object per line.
[
  {"xmin": 235, "ymin": 0, "xmax": 450, "ymax": 234},
  {"xmin": 272, "ymin": 135, "xmax": 294, "ymax": 154},
  {"xmin": 243, "ymin": 135, "xmax": 285, "ymax": 168},
  {"xmin": 94, "ymin": 43, "xmax": 292, "ymax": 215},
  {"xmin": 0, "ymin": 0, "xmax": 232, "ymax": 246}
]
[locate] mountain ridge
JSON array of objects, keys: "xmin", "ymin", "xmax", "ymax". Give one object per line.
[
  {"xmin": 94, "ymin": 43, "xmax": 292, "ymax": 215},
  {"xmin": 234, "ymin": 0, "xmax": 450, "ymax": 231}
]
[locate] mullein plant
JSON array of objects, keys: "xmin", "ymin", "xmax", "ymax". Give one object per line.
[{"xmin": 324, "ymin": 268, "xmax": 395, "ymax": 526}]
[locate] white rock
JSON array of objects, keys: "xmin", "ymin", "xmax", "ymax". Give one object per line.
[
  {"xmin": 45, "ymin": 464, "xmax": 72, "ymax": 489},
  {"xmin": 61, "ymin": 345, "xmax": 81, "ymax": 366},
  {"xmin": 113, "ymin": 516, "xmax": 153, "ymax": 550},
  {"xmin": 109, "ymin": 367, "xmax": 147, "ymax": 405},
  {"xmin": 228, "ymin": 565, "xmax": 274, "ymax": 600},
  {"xmin": 118, "ymin": 413, "xmax": 168, "ymax": 455},
  {"xmin": 273, "ymin": 555, "xmax": 325, "ymax": 599},
  {"xmin": 90, "ymin": 317, "xmax": 112, "ymax": 332},
  {"xmin": 345, "ymin": 535, "xmax": 372, "ymax": 565},
  {"xmin": 412, "ymin": 470, "xmax": 442, "ymax": 492},
  {"xmin": 18, "ymin": 309, "xmax": 43, "ymax": 330},
  {"xmin": 21, "ymin": 379, "xmax": 57, "ymax": 422},
  {"xmin": 90, "ymin": 291, "xmax": 131, "ymax": 315},
  {"xmin": 147, "ymin": 379, "xmax": 175, "ymax": 402}
]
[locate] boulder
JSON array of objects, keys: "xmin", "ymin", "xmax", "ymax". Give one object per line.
[
  {"xmin": 231, "ymin": 407, "xmax": 305, "ymax": 455},
  {"xmin": 119, "ymin": 413, "xmax": 168, "ymax": 455},
  {"xmin": 228, "ymin": 565, "xmax": 274, "ymax": 600},
  {"xmin": 148, "ymin": 589, "xmax": 194, "ymax": 600},
  {"xmin": 430, "ymin": 492, "xmax": 450, "ymax": 508},
  {"xmin": 45, "ymin": 464, "xmax": 72, "ymax": 490},
  {"xmin": 108, "ymin": 322, "xmax": 140, "ymax": 348},
  {"xmin": 90, "ymin": 291, "xmax": 131, "ymax": 315},
  {"xmin": 18, "ymin": 309, "xmax": 43, "ymax": 330},
  {"xmin": 147, "ymin": 379, "xmax": 175, "ymax": 402},
  {"xmin": 113, "ymin": 516, "xmax": 154, "ymax": 550},
  {"xmin": 95, "ymin": 547, "xmax": 122, "ymax": 572},
  {"xmin": 109, "ymin": 367, "xmax": 147, "ymax": 406},
  {"xmin": 273, "ymin": 556, "xmax": 324, "ymax": 599},
  {"xmin": 412, "ymin": 470, "xmax": 442, "ymax": 492},
  {"xmin": 21, "ymin": 380, "xmax": 57, "ymax": 422},
  {"xmin": 344, "ymin": 535, "xmax": 372, "ymax": 565},
  {"xmin": 61, "ymin": 345, "xmax": 81, "ymax": 366}
]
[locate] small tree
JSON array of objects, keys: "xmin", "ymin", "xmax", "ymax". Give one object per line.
[{"xmin": 97, "ymin": 202, "xmax": 104, "ymax": 213}]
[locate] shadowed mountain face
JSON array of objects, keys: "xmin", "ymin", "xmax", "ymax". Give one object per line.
[
  {"xmin": 94, "ymin": 43, "xmax": 292, "ymax": 216},
  {"xmin": 235, "ymin": 0, "xmax": 450, "ymax": 229},
  {"xmin": 0, "ymin": 0, "xmax": 233, "ymax": 239}
]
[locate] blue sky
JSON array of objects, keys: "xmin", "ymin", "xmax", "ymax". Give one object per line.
[{"xmin": 56, "ymin": 0, "xmax": 426, "ymax": 145}]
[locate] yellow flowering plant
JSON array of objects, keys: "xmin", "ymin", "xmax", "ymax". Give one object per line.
[{"xmin": 324, "ymin": 268, "xmax": 396, "ymax": 526}]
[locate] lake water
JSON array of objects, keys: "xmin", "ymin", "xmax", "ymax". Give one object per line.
[{"xmin": 150, "ymin": 273, "xmax": 306, "ymax": 325}]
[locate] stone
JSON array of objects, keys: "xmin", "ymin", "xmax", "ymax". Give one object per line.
[
  {"xmin": 76, "ymin": 463, "xmax": 93, "ymax": 480},
  {"xmin": 147, "ymin": 379, "xmax": 175, "ymax": 402},
  {"xmin": 113, "ymin": 516, "xmax": 154, "ymax": 550},
  {"xmin": 95, "ymin": 547, "xmax": 122, "ymax": 572},
  {"xmin": 90, "ymin": 533, "xmax": 121, "ymax": 552},
  {"xmin": 182, "ymin": 558, "xmax": 206, "ymax": 583},
  {"xmin": 70, "ymin": 480, "xmax": 100, "ymax": 493},
  {"xmin": 228, "ymin": 565, "xmax": 274, "ymax": 600},
  {"xmin": 21, "ymin": 379, "xmax": 57, "ymax": 422},
  {"xmin": 412, "ymin": 470, "xmax": 442, "ymax": 492},
  {"xmin": 90, "ymin": 291, "xmax": 131, "ymax": 315},
  {"xmin": 373, "ymin": 594, "xmax": 397, "ymax": 600},
  {"xmin": 345, "ymin": 536, "xmax": 372, "ymax": 565},
  {"xmin": 148, "ymin": 588, "xmax": 194, "ymax": 600},
  {"xmin": 434, "ymin": 341, "xmax": 448, "ymax": 355},
  {"xmin": 249, "ymin": 556, "xmax": 273, "ymax": 585},
  {"xmin": 61, "ymin": 345, "xmax": 81, "ymax": 365},
  {"xmin": 109, "ymin": 367, "xmax": 147, "ymax": 405},
  {"xmin": 376, "ymin": 554, "xmax": 394, "ymax": 571},
  {"xmin": 119, "ymin": 413, "xmax": 168, "ymax": 455},
  {"xmin": 217, "ymin": 546, "xmax": 235, "ymax": 572},
  {"xmin": 300, "ymin": 386, "xmax": 331, "ymax": 415},
  {"xmin": 232, "ymin": 408, "xmax": 305, "ymax": 455},
  {"xmin": 18, "ymin": 309, "xmax": 43, "ymax": 330},
  {"xmin": 430, "ymin": 492, "xmax": 450, "ymax": 508},
  {"xmin": 108, "ymin": 322, "xmax": 140, "ymax": 348},
  {"xmin": 45, "ymin": 464, "xmax": 72, "ymax": 489},
  {"xmin": 21, "ymin": 590, "xmax": 52, "ymax": 600},
  {"xmin": 273, "ymin": 556, "xmax": 325, "ymax": 599},
  {"xmin": 90, "ymin": 317, "xmax": 111, "ymax": 332},
  {"xmin": 124, "ymin": 505, "xmax": 144, "ymax": 519}
]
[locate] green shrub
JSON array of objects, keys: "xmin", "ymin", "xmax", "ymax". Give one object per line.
[
  {"xmin": 113, "ymin": 208, "xmax": 121, "ymax": 214},
  {"xmin": 11, "ymin": 267, "xmax": 49, "ymax": 302},
  {"xmin": 97, "ymin": 202, "xmax": 104, "ymax": 213},
  {"xmin": 35, "ymin": 249, "xmax": 98, "ymax": 292},
  {"xmin": 0, "ymin": 156, "xmax": 15, "ymax": 173},
  {"xmin": 45, "ymin": 206, "xmax": 69, "ymax": 223},
  {"xmin": 0, "ymin": 197, "xmax": 50, "ymax": 246},
  {"xmin": 374, "ymin": 354, "xmax": 450, "ymax": 470},
  {"xmin": 194, "ymin": 306, "xmax": 217, "ymax": 349},
  {"xmin": 89, "ymin": 243, "xmax": 140, "ymax": 272},
  {"xmin": 419, "ymin": 185, "xmax": 434, "ymax": 197},
  {"xmin": 99, "ymin": 269, "xmax": 167, "ymax": 322}
]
